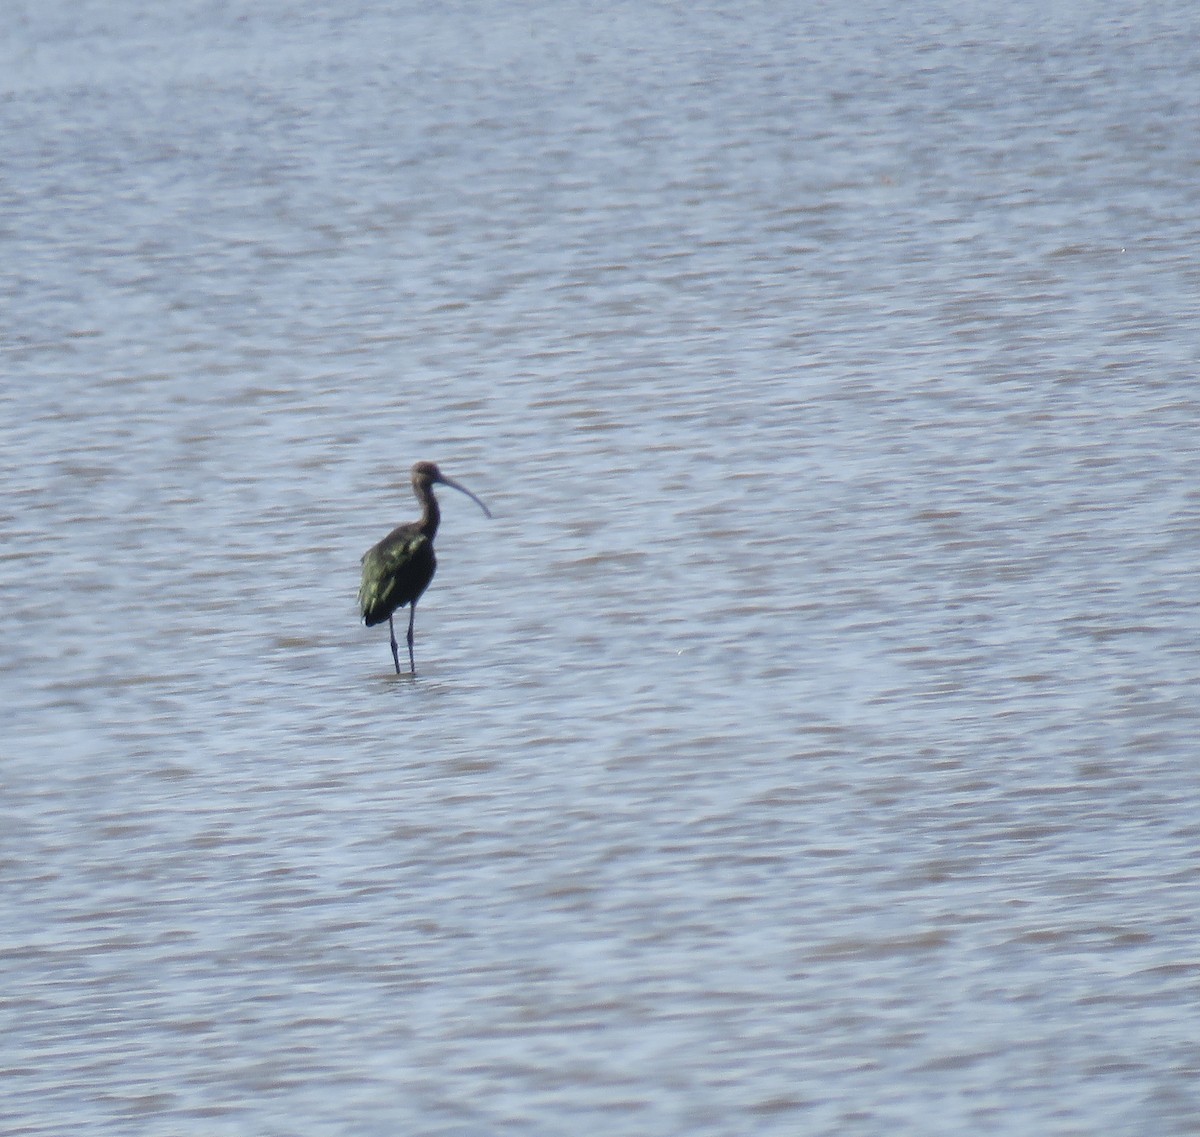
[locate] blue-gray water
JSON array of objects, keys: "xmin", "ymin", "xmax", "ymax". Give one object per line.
[{"xmin": 3, "ymin": 2, "xmax": 1200, "ymax": 1133}]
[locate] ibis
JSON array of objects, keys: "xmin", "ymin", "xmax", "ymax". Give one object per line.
[{"xmin": 358, "ymin": 461, "xmax": 490, "ymax": 675}]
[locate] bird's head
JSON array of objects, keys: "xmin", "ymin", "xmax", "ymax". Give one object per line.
[
  {"xmin": 410, "ymin": 461, "xmax": 491, "ymax": 519},
  {"xmin": 411, "ymin": 460, "xmax": 444, "ymax": 488}
]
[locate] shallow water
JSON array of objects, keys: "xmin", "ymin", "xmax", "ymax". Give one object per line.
[{"xmin": 3, "ymin": 2, "xmax": 1200, "ymax": 1133}]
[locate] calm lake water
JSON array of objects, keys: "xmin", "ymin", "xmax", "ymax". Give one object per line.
[{"xmin": 3, "ymin": 2, "xmax": 1200, "ymax": 1133}]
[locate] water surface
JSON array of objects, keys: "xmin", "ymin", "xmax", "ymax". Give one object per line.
[{"xmin": 3, "ymin": 2, "xmax": 1200, "ymax": 1133}]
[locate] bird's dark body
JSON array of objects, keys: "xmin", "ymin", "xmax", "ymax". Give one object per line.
[
  {"xmin": 359, "ymin": 524, "xmax": 436, "ymax": 627},
  {"xmin": 358, "ymin": 461, "xmax": 490, "ymax": 675}
]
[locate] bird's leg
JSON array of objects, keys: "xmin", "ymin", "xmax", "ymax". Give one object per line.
[
  {"xmin": 388, "ymin": 615, "xmax": 401, "ymax": 675},
  {"xmin": 407, "ymin": 604, "xmax": 417, "ymax": 676}
]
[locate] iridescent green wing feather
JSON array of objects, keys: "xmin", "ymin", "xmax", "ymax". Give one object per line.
[{"xmin": 358, "ymin": 529, "xmax": 430, "ymax": 623}]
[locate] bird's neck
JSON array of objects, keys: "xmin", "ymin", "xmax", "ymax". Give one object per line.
[{"xmin": 417, "ymin": 486, "xmax": 440, "ymax": 538}]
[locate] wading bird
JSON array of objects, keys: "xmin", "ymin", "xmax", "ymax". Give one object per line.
[{"xmin": 358, "ymin": 461, "xmax": 491, "ymax": 675}]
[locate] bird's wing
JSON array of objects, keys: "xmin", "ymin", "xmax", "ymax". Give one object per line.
[{"xmin": 358, "ymin": 529, "xmax": 430, "ymax": 620}]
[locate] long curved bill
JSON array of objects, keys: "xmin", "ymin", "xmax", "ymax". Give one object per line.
[{"xmin": 437, "ymin": 474, "xmax": 492, "ymax": 519}]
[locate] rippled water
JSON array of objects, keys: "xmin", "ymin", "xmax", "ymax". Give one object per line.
[{"xmin": 3, "ymin": 2, "xmax": 1200, "ymax": 1133}]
